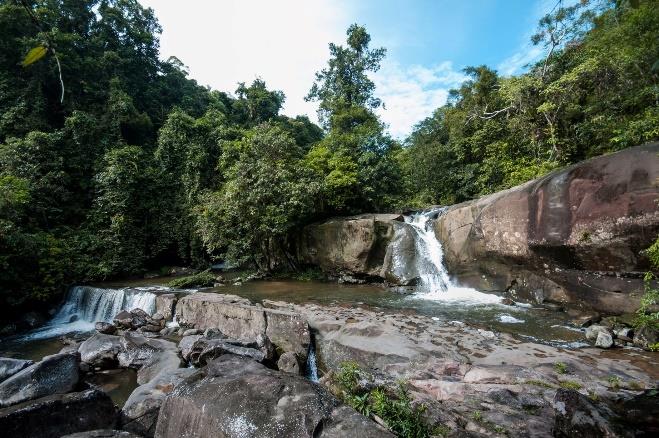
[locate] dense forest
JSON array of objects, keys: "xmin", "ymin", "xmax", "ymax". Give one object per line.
[{"xmin": 0, "ymin": 0, "xmax": 657, "ymax": 321}]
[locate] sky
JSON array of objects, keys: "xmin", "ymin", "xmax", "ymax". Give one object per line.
[{"xmin": 138, "ymin": 0, "xmax": 555, "ymax": 138}]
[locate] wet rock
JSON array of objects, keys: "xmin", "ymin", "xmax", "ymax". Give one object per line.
[
  {"xmin": 632, "ymin": 326, "xmax": 659, "ymax": 350},
  {"xmin": 169, "ymin": 266, "xmax": 196, "ymax": 277},
  {"xmin": 570, "ymin": 314, "xmax": 601, "ymax": 328},
  {"xmin": 277, "ymin": 351, "xmax": 302, "ymax": 375},
  {"xmin": 95, "ymin": 322, "xmax": 117, "ymax": 335},
  {"xmin": 552, "ymin": 389, "xmax": 628, "ymax": 437},
  {"xmin": 120, "ymin": 368, "xmax": 194, "ymax": 438},
  {"xmin": 62, "ymin": 430, "xmax": 142, "ymax": 438},
  {"xmin": 154, "ymin": 354, "xmax": 392, "ymax": 438},
  {"xmin": 113, "ymin": 311, "xmax": 133, "ymax": 329},
  {"xmin": 182, "ymin": 328, "xmax": 201, "ymax": 336},
  {"xmin": 155, "ymin": 294, "xmax": 177, "ymax": 321},
  {"xmin": 151, "ymin": 312, "xmax": 164, "ymax": 321},
  {"xmin": 595, "ymin": 330, "xmax": 614, "ymax": 348},
  {"xmin": 0, "ymin": 358, "xmax": 33, "ymax": 383},
  {"xmin": 613, "ymin": 326, "xmax": 633, "ymax": 341},
  {"xmin": 79, "ymin": 333, "xmax": 122, "ymax": 368},
  {"xmin": 616, "ymin": 389, "xmax": 659, "ymax": 434},
  {"xmin": 0, "ymin": 352, "xmax": 79, "ymax": 407},
  {"xmin": 21, "ymin": 311, "xmax": 46, "ymax": 329},
  {"xmin": 0, "ymin": 388, "xmax": 116, "ymax": 438},
  {"xmin": 159, "ymin": 327, "xmax": 177, "ymax": 336},
  {"xmin": 585, "ymin": 324, "xmax": 610, "ymax": 341},
  {"xmin": 141, "ymin": 324, "xmax": 163, "ymax": 333},
  {"xmin": 129, "ymin": 308, "xmax": 149, "ymax": 328}
]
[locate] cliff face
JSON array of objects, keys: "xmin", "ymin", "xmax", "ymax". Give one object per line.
[{"xmin": 434, "ymin": 143, "xmax": 659, "ymax": 313}]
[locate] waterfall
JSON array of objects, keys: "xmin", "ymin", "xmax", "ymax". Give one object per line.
[
  {"xmin": 23, "ymin": 286, "xmax": 157, "ymax": 340},
  {"xmin": 403, "ymin": 208, "xmax": 503, "ymax": 305},
  {"xmin": 305, "ymin": 337, "xmax": 319, "ymax": 382}
]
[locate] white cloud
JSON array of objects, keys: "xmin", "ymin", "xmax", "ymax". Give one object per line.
[
  {"xmin": 496, "ymin": 44, "xmax": 544, "ymax": 76},
  {"xmin": 373, "ymin": 61, "xmax": 467, "ymax": 139},
  {"xmin": 138, "ymin": 0, "xmax": 352, "ymax": 122}
]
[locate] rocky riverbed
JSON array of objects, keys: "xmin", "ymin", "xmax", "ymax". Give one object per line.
[{"xmin": 1, "ymin": 290, "xmax": 657, "ymax": 437}]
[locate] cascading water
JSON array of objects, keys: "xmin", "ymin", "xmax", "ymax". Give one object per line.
[
  {"xmin": 305, "ymin": 339, "xmax": 319, "ymax": 383},
  {"xmin": 404, "ymin": 208, "xmax": 502, "ymax": 305},
  {"xmin": 23, "ymin": 285, "xmax": 157, "ymax": 340}
]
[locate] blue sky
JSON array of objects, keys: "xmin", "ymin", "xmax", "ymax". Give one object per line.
[{"xmin": 139, "ymin": 0, "xmax": 552, "ymax": 137}]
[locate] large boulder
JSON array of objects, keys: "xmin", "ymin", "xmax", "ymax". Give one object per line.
[
  {"xmin": 552, "ymin": 389, "xmax": 628, "ymax": 437},
  {"xmin": 296, "ymin": 213, "xmax": 403, "ymax": 278},
  {"xmin": 120, "ymin": 368, "xmax": 194, "ymax": 438},
  {"xmin": 0, "ymin": 352, "xmax": 79, "ymax": 407},
  {"xmin": 79, "ymin": 333, "xmax": 122, "ymax": 368},
  {"xmin": 380, "ymin": 222, "xmax": 421, "ymax": 286},
  {"xmin": 154, "ymin": 354, "xmax": 391, "ymax": 438},
  {"xmin": 175, "ymin": 293, "xmax": 266, "ymax": 340},
  {"xmin": 434, "ymin": 143, "xmax": 659, "ymax": 313},
  {"xmin": 0, "ymin": 389, "xmax": 116, "ymax": 438},
  {"xmin": 0, "ymin": 357, "xmax": 33, "ymax": 383},
  {"xmin": 176, "ymin": 293, "xmax": 311, "ymax": 359}
]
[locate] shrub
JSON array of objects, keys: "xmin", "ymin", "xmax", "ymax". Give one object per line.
[{"xmin": 167, "ymin": 270, "xmax": 216, "ymax": 288}]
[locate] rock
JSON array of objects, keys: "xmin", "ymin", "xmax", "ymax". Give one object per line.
[
  {"xmin": 0, "ymin": 352, "xmax": 79, "ymax": 407},
  {"xmin": 120, "ymin": 368, "xmax": 194, "ymax": 438},
  {"xmin": 571, "ymin": 314, "xmax": 601, "ymax": 328},
  {"xmin": 0, "ymin": 388, "xmax": 115, "ymax": 438},
  {"xmin": 175, "ymin": 293, "xmax": 266, "ymax": 340},
  {"xmin": 118, "ymin": 333, "xmax": 181, "ymax": 385},
  {"xmin": 62, "ymin": 430, "xmax": 142, "ymax": 438},
  {"xmin": 155, "ymin": 294, "xmax": 177, "ymax": 321},
  {"xmin": 632, "ymin": 326, "xmax": 659, "ymax": 350},
  {"xmin": 95, "ymin": 322, "xmax": 117, "ymax": 335},
  {"xmin": 185, "ymin": 337, "xmax": 265, "ymax": 367},
  {"xmin": 296, "ymin": 213, "xmax": 403, "ymax": 278},
  {"xmin": 264, "ymin": 307, "xmax": 310, "ymax": 360},
  {"xmin": 129, "ymin": 308, "xmax": 149, "ymax": 328},
  {"xmin": 20, "ymin": 311, "xmax": 46, "ymax": 329},
  {"xmin": 154, "ymin": 354, "xmax": 392, "ymax": 438},
  {"xmin": 585, "ymin": 324, "xmax": 610, "ymax": 341},
  {"xmin": 595, "ymin": 330, "xmax": 614, "ymax": 348},
  {"xmin": 169, "ymin": 266, "xmax": 196, "ymax": 276},
  {"xmin": 434, "ymin": 143, "xmax": 659, "ymax": 314},
  {"xmin": 182, "ymin": 328, "xmax": 201, "ymax": 336},
  {"xmin": 178, "ymin": 334, "xmax": 203, "ymax": 361},
  {"xmin": 142, "ymin": 324, "xmax": 163, "ymax": 333},
  {"xmin": 78, "ymin": 333, "xmax": 122, "ymax": 368},
  {"xmin": 613, "ymin": 326, "xmax": 633, "ymax": 340},
  {"xmin": 159, "ymin": 327, "xmax": 176, "ymax": 336},
  {"xmin": 381, "ymin": 222, "xmax": 420, "ymax": 286},
  {"xmin": 277, "ymin": 351, "xmax": 301, "ymax": 374},
  {"xmin": 552, "ymin": 389, "xmax": 628, "ymax": 437},
  {"xmin": 151, "ymin": 312, "xmax": 164, "ymax": 321},
  {"xmin": 616, "ymin": 389, "xmax": 659, "ymax": 434},
  {"xmin": 0, "ymin": 358, "xmax": 33, "ymax": 383},
  {"xmin": 113, "ymin": 311, "xmax": 133, "ymax": 329}
]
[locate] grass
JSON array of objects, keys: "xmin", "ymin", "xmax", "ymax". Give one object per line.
[
  {"xmin": 553, "ymin": 362, "xmax": 568, "ymax": 374},
  {"xmin": 167, "ymin": 269, "xmax": 216, "ymax": 288},
  {"xmin": 559, "ymin": 380, "xmax": 583, "ymax": 390},
  {"xmin": 525, "ymin": 379, "xmax": 554, "ymax": 388},
  {"xmin": 334, "ymin": 361, "xmax": 442, "ymax": 438},
  {"xmin": 607, "ymin": 376, "xmax": 621, "ymax": 390}
]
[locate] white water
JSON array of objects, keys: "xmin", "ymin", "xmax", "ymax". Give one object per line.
[
  {"xmin": 306, "ymin": 341, "xmax": 319, "ymax": 382},
  {"xmin": 23, "ymin": 285, "xmax": 157, "ymax": 340},
  {"xmin": 405, "ymin": 209, "xmax": 503, "ymax": 305}
]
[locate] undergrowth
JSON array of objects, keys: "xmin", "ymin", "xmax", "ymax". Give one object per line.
[
  {"xmin": 634, "ymin": 238, "xmax": 659, "ymax": 331},
  {"xmin": 334, "ymin": 361, "xmax": 442, "ymax": 438}
]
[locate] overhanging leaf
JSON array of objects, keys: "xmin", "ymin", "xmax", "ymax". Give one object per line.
[{"xmin": 21, "ymin": 45, "xmax": 48, "ymax": 67}]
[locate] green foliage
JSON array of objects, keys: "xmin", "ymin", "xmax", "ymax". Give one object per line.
[
  {"xmin": 167, "ymin": 270, "xmax": 216, "ymax": 289},
  {"xmin": 525, "ymin": 379, "xmax": 554, "ymax": 388},
  {"xmin": 559, "ymin": 380, "xmax": 583, "ymax": 390},
  {"xmin": 554, "ymin": 362, "xmax": 568, "ymax": 374},
  {"xmin": 401, "ymin": 0, "xmax": 659, "ymax": 205},
  {"xmin": 634, "ymin": 237, "xmax": 659, "ymax": 330},
  {"xmin": 334, "ymin": 362, "xmax": 439, "ymax": 438}
]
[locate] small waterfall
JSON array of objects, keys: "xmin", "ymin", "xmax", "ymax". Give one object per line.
[
  {"xmin": 405, "ymin": 209, "xmax": 451, "ymax": 293},
  {"xmin": 402, "ymin": 208, "xmax": 503, "ymax": 305},
  {"xmin": 305, "ymin": 337, "xmax": 319, "ymax": 382},
  {"xmin": 23, "ymin": 286, "xmax": 157, "ymax": 340}
]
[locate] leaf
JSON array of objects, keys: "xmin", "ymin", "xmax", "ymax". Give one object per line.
[{"xmin": 21, "ymin": 45, "xmax": 48, "ymax": 67}]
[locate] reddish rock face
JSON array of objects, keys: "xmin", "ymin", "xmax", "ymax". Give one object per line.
[{"xmin": 436, "ymin": 143, "xmax": 659, "ymax": 313}]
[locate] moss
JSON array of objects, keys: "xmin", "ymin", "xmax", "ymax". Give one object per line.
[
  {"xmin": 525, "ymin": 379, "xmax": 554, "ymax": 388},
  {"xmin": 167, "ymin": 270, "xmax": 216, "ymax": 288}
]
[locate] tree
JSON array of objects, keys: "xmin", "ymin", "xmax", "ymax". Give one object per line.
[
  {"xmin": 196, "ymin": 124, "xmax": 318, "ymax": 270},
  {"xmin": 306, "ymin": 24, "xmax": 386, "ymax": 130}
]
